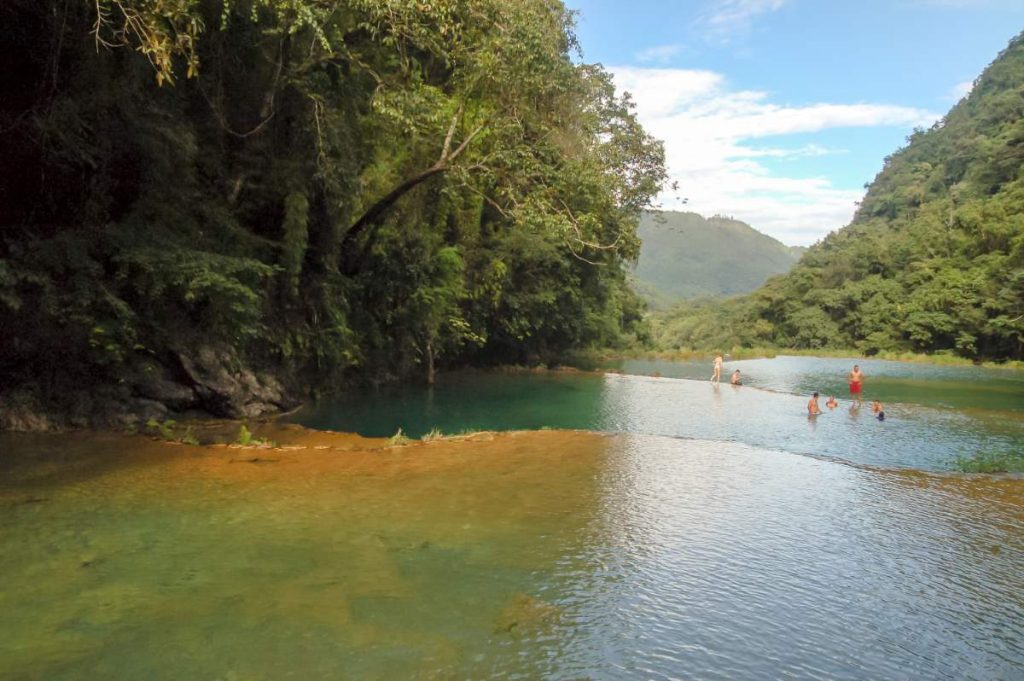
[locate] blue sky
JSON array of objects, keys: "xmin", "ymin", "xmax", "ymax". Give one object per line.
[{"xmin": 564, "ymin": 0, "xmax": 1024, "ymax": 244}]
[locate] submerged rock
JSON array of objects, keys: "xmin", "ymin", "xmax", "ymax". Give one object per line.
[{"xmin": 494, "ymin": 593, "xmax": 563, "ymax": 635}]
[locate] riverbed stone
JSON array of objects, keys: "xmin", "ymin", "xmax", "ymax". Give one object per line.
[{"xmin": 494, "ymin": 593, "xmax": 563, "ymax": 635}]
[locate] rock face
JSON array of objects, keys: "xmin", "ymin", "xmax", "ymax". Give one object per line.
[
  {"xmin": 175, "ymin": 347, "xmax": 293, "ymax": 419},
  {"xmin": 0, "ymin": 393, "xmax": 56, "ymax": 432},
  {"xmin": 0, "ymin": 346, "xmax": 300, "ymax": 432},
  {"xmin": 0, "ymin": 386, "xmax": 171, "ymax": 432}
]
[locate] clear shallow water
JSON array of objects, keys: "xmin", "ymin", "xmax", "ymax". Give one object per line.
[
  {"xmin": 294, "ymin": 360, "xmax": 1024, "ymax": 471},
  {"xmin": 610, "ymin": 355, "xmax": 1024, "ymax": 413},
  {"xmin": 1, "ymin": 430, "xmax": 1022, "ymax": 680}
]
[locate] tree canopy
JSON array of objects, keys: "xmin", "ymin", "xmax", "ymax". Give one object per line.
[{"xmin": 0, "ymin": 0, "xmax": 665, "ymax": 409}]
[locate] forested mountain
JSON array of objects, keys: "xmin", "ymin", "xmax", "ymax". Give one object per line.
[
  {"xmin": 632, "ymin": 211, "xmax": 804, "ymax": 306},
  {"xmin": 0, "ymin": 0, "xmax": 664, "ymax": 426},
  {"xmin": 654, "ymin": 32, "xmax": 1024, "ymax": 361}
]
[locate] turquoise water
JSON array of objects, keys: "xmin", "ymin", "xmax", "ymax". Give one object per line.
[
  {"xmin": 3, "ymin": 356, "xmax": 1024, "ymax": 679},
  {"xmin": 1, "ymin": 430, "xmax": 1023, "ymax": 680},
  {"xmin": 293, "ymin": 357, "xmax": 1024, "ymax": 471}
]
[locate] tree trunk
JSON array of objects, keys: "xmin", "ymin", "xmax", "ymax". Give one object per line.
[
  {"xmin": 338, "ymin": 114, "xmax": 487, "ymax": 274},
  {"xmin": 338, "ymin": 164, "xmax": 449, "ymax": 275},
  {"xmin": 341, "ymin": 164, "xmax": 448, "ymax": 250},
  {"xmin": 425, "ymin": 339, "xmax": 435, "ymax": 385}
]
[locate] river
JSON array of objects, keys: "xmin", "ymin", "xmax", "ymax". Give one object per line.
[
  {"xmin": 1, "ymin": 356, "xmax": 1022, "ymax": 679},
  {"xmin": 294, "ymin": 356, "xmax": 1024, "ymax": 471}
]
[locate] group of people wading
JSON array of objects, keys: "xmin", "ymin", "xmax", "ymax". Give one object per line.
[
  {"xmin": 807, "ymin": 364, "xmax": 885, "ymax": 421},
  {"xmin": 710, "ymin": 356, "xmax": 886, "ymax": 421}
]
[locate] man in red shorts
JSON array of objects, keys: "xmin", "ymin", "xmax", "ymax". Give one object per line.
[{"xmin": 848, "ymin": 365, "xmax": 864, "ymax": 400}]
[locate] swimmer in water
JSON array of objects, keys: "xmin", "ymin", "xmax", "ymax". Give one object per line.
[
  {"xmin": 730, "ymin": 369, "xmax": 742, "ymax": 385},
  {"xmin": 871, "ymin": 400, "xmax": 885, "ymax": 420},
  {"xmin": 826, "ymin": 395, "xmax": 838, "ymax": 409},
  {"xmin": 808, "ymin": 391, "xmax": 822, "ymax": 416}
]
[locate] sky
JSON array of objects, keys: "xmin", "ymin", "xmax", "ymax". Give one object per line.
[{"xmin": 565, "ymin": 0, "xmax": 1024, "ymax": 245}]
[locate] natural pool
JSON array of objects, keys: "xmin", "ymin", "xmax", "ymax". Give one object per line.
[
  {"xmin": 2, "ymin": 356, "xmax": 1023, "ymax": 679},
  {"xmin": 294, "ymin": 356, "xmax": 1024, "ymax": 471},
  {"xmin": 609, "ymin": 355, "xmax": 1024, "ymax": 413},
  {"xmin": 1, "ymin": 428, "xmax": 1023, "ymax": 680}
]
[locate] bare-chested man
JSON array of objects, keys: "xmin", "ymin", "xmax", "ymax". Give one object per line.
[
  {"xmin": 808, "ymin": 392, "xmax": 822, "ymax": 416},
  {"xmin": 848, "ymin": 365, "xmax": 864, "ymax": 399}
]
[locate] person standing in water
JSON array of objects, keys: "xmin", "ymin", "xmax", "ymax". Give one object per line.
[
  {"xmin": 848, "ymin": 365, "xmax": 864, "ymax": 399},
  {"xmin": 808, "ymin": 392, "xmax": 822, "ymax": 416},
  {"xmin": 871, "ymin": 400, "xmax": 885, "ymax": 420},
  {"xmin": 730, "ymin": 369, "xmax": 742, "ymax": 385},
  {"xmin": 826, "ymin": 395, "xmax": 838, "ymax": 409},
  {"xmin": 711, "ymin": 353, "xmax": 723, "ymax": 383}
]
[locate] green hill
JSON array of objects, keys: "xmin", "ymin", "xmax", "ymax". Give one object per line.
[
  {"xmin": 632, "ymin": 211, "xmax": 804, "ymax": 306},
  {"xmin": 654, "ymin": 32, "xmax": 1024, "ymax": 361}
]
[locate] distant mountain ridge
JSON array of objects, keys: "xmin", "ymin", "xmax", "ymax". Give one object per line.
[
  {"xmin": 649, "ymin": 32, "xmax": 1024, "ymax": 360},
  {"xmin": 631, "ymin": 211, "xmax": 805, "ymax": 306}
]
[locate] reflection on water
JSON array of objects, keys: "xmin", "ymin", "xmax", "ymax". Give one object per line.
[
  {"xmin": 1, "ymin": 430, "xmax": 1022, "ymax": 680},
  {"xmin": 294, "ymin": 369, "xmax": 1024, "ymax": 471},
  {"xmin": 580, "ymin": 437, "xmax": 1024, "ymax": 680}
]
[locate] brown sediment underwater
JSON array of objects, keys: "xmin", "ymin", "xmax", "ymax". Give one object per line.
[{"xmin": 1, "ymin": 427, "xmax": 1022, "ymax": 680}]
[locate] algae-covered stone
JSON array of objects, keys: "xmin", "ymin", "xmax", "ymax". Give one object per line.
[{"xmin": 494, "ymin": 593, "xmax": 563, "ymax": 635}]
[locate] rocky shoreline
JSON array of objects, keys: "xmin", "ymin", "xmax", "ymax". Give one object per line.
[{"xmin": 0, "ymin": 346, "xmax": 300, "ymax": 432}]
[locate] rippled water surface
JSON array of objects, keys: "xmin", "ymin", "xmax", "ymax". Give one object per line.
[
  {"xmin": 294, "ymin": 357, "xmax": 1024, "ymax": 470},
  {"xmin": 609, "ymin": 355, "xmax": 1024, "ymax": 412},
  {"xmin": 1, "ymin": 429, "xmax": 1023, "ymax": 680}
]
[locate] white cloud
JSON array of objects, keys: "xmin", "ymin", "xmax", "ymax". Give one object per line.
[
  {"xmin": 634, "ymin": 44, "xmax": 685, "ymax": 64},
  {"xmin": 611, "ymin": 66, "xmax": 939, "ymax": 245},
  {"xmin": 611, "ymin": 67, "xmax": 724, "ymax": 117},
  {"xmin": 697, "ymin": 0, "xmax": 787, "ymax": 41},
  {"xmin": 744, "ymin": 143, "xmax": 844, "ymax": 159},
  {"xmin": 948, "ymin": 79, "xmax": 974, "ymax": 101}
]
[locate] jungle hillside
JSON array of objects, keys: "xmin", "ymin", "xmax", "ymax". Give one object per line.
[
  {"xmin": 0, "ymin": 0, "xmax": 666, "ymax": 427},
  {"xmin": 652, "ymin": 32, "xmax": 1024, "ymax": 362},
  {"xmin": 631, "ymin": 211, "xmax": 805, "ymax": 308}
]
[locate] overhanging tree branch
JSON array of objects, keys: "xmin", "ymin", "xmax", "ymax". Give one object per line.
[{"xmin": 339, "ymin": 113, "xmax": 489, "ymax": 255}]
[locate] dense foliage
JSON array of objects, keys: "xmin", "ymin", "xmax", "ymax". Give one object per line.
[
  {"xmin": 654, "ymin": 33, "xmax": 1024, "ymax": 361},
  {"xmin": 632, "ymin": 211, "xmax": 804, "ymax": 307},
  {"xmin": 0, "ymin": 0, "xmax": 665, "ymax": 403}
]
